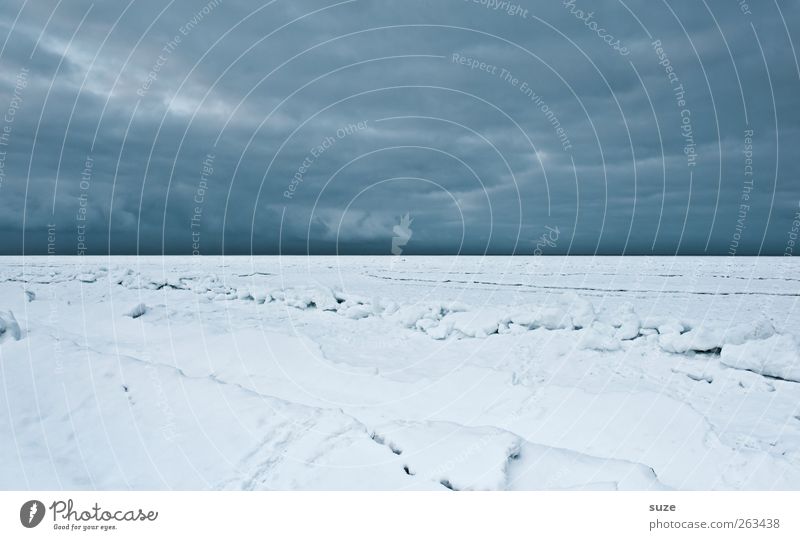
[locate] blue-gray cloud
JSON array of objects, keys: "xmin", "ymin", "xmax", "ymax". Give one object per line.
[{"xmin": 0, "ymin": 0, "xmax": 797, "ymax": 255}]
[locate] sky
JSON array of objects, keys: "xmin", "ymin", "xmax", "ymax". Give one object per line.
[{"xmin": 0, "ymin": 0, "xmax": 798, "ymax": 255}]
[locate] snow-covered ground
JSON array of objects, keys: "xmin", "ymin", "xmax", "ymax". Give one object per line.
[{"xmin": 1, "ymin": 256, "xmax": 799, "ymax": 490}]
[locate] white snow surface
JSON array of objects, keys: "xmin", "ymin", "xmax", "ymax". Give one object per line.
[{"xmin": 1, "ymin": 255, "xmax": 799, "ymax": 490}]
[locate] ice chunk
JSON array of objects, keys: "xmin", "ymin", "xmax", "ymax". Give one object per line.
[
  {"xmin": 510, "ymin": 305, "xmax": 572, "ymax": 330},
  {"xmin": 371, "ymin": 420, "xmax": 663, "ymax": 490},
  {"xmin": 577, "ymin": 322, "xmax": 621, "ymax": 351},
  {"xmin": 439, "ymin": 308, "xmax": 508, "ymax": 338},
  {"xmin": 425, "ymin": 319, "xmax": 454, "ymax": 340},
  {"xmin": 605, "ymin": 303, "xmax": 641, "ymax": 340},
  {"xmin": 720, "ymin": 334, "xmax": 800, "ymax": 382},
  {"xmin": 658, "ymin": 327, "xmax": 721, "ymax": 353},
  {"xmin": 391, "ymin": 303, "xmax": 444, "ymax": 329},
  {"xmin": 236, "ymin": 289, "xmax": 253, "ymax": 301},
  {"xmin": 370, "ymin": 421, "xmax": 522, "ymax": 490},
  {"xmin": 125, "ymin": 303, "xmax": 148, "ymax": 319},
  {"xmin": 561, "ymin": 293, "xmax": 596, "ymax": 329},
  {"xmin": 0, "ymin": 310, "xmax": 21, "ymax": 342},
  {"xmin": 659, "ymin": 318, "xmax": 775, "ymax": 354},
  {"xmin": 341, "ymin": 305, "xmax": 371, "ymax": 320},
  {"xmin": 657, "ymin": 322, "xmax": 684, "ymax": 335},
  {"xmin": 281, "ymin": 286, "xmax": 339, "ymax": 311}
]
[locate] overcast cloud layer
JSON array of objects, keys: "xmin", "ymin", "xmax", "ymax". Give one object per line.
[{"xmin": 0, "ymin": 0, "xmax": 798, "ymax": 255}]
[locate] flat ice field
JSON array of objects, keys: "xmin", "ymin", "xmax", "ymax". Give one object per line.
[{"xmin": 1, "ymin": 256, "xmax": 799, "ymax": 490}]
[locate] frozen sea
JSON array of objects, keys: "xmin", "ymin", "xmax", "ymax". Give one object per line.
[{"xmin": 1, "ymin": 256, "xmax": 799, "ymax": 490}]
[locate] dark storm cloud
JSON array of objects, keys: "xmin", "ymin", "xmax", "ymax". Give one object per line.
[{"xmin": 0, "ymin": 0, "xmax": 797, "ymax": 255}]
